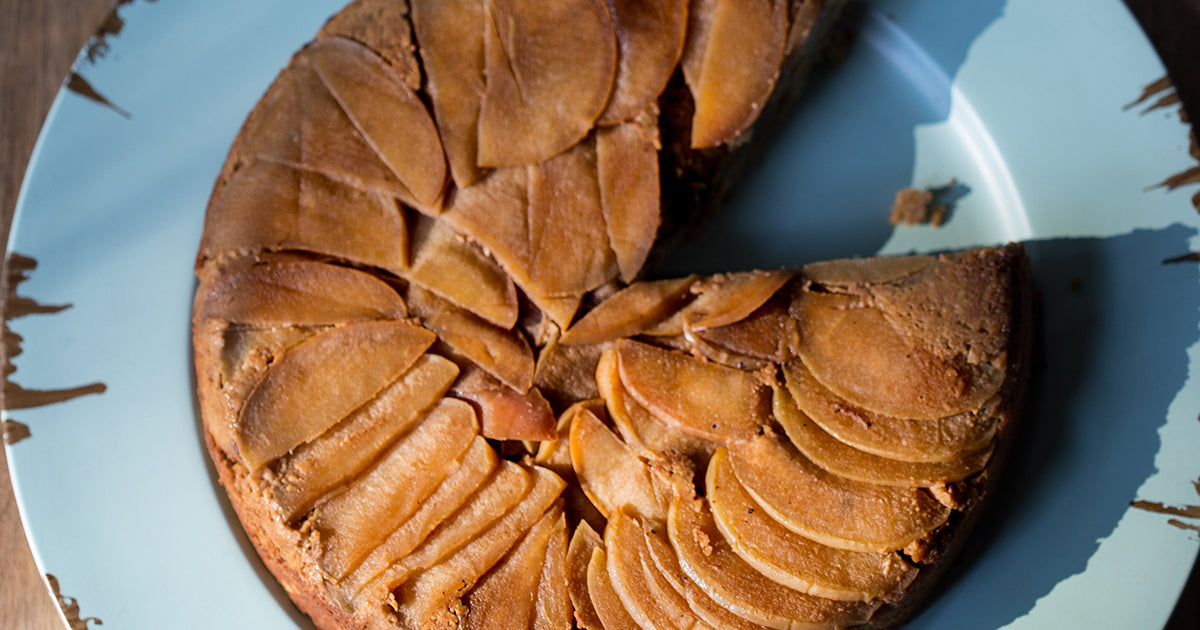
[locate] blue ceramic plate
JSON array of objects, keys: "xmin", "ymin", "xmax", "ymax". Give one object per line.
[{"xmin": 7, "ymin": 1, "xmax": 1199, "ymax": 628}]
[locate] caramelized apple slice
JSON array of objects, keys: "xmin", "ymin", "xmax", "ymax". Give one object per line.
[
  {"xmin": 570, "ymin": 407, "xmax": 663, "ymax": 522},
  {"xmin": 407, "ymin": 285, "xmax": 534, "ymax": 392},
  {"xmin": 792, "ymin": 289, "xmax": 1003, "ymax": 420},
  {"xmin": 314, "ymin": 397, "xmax": 478, "ymax": 578},
  {"xmin": 587, "ymin": 548, "xmax": 641, "ymax": 630},
  {"xmin": 271, "ymin": 353, "xmax": 460, "ymax": 521},
  {"xmin": 305, "ymin": 37, "xmax": 447, "ymax": 210},
  {"xmin": 667, "ymin": 498, "xmax": 878, "ymax": 629},
  {"xmin": 346, "ymin": 459, "xmax": 529, "ymax": 599},
  {"xmin": 462, "ymin": 505, "xmax": 557, "ymax": 630},
  {"xmin": 616, "ymin": 339, "xmax": 766, "ymax": 442},
  {"xmin": 410, "ymin": 0, "xmax": 487, "ymax": 187},
  {"xmin": 597, "ymin": 348, "xmax": 715, "ymax": 464},
  {"xmin": 801, "ymin": 256, "xmax": 934, "ymax": 287},
  {"xmin": 391, "ymin": 467, "xmax": 566, "ymax": 628},
  {"xmin": 597, "ymin": 119, "xmax": 662, "ymax": 282},
  {"xmin": 646, "ymin": 270, "xmax": 794, "ymax": 336},
  {"xmin": 598, "ymin": 0, "xmax": 688, "ymax": 125},
  {"xmin": 528, "ymin": 138, "xmax": 618, "ymax": 298},
  {"xmin": 454, "ymin": 372, "xmax": 557, "ymax": 441},
  {"xmin": 299, "ymin": 168, "xmax": 410, "ymax": 272},
  {"xmin": 236, "ymin": 320, "xmax": 435, "ymax": 470},
  {"xmin": 317, "ymin": 0, "xmax": 422, "ymax": 88},
  {"xmin": 694, "ymin": 297, "xmax": 795, "ymax": 364},
  {"xmin": 476, "ymin": 0, "xmax": 616, "ymax": 167},
  {"xmin": 686, "ymin": 0, "xmax": 788, "ymax": 148},
  {"xmin": 533, "ymin": 514, "xmax": 573, "ymax": 630},
  {"xmin": 707, "ymin": 449, "xmax": 916, "ymax": 602},
  {"xmin": 222, "ymin": 67, "xmax": 303, "ymax": 174},
  {"xmin": 532, "ymin": 336, "xmax": 609, "ymax": 409},
  {"xmin": 196, "ymin": 261, "xmax": 405, "ymax": 326},
  {"xmin": 725, "ymin": 438, "xmax": 950, "ymax": 553},
  {"xmin": 560, "ymin": 277, "xmax": 696, "ymax": 346},
  {"xmin": 783, "ymin": 361, "xmax": 999, "ymax": 463},
  {"xmin": 641, "ymin": 524, "xmax": 773, "ymax": 630},
  {"xmin": 441, "ymin": 166, "xmax": 531, "ymax": 288},
  {"xmin": 773, "ymin": 382, "xmax": 993, "ymax": 486},
  {"xmin": 606, "ymin": 511, "xmax": 702, "ymax": 630},
  {"xmin": 406, "ymin": 214, "xmax": 520, "ymax": 329},
  {"xmin": 566, "ymin": 522, "xmax": 605, "ymax": 630}
]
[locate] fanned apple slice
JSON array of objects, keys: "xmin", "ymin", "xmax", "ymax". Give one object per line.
[
  {"xmin": 476, "ymin": 0, "xmax": 616, "ymax": 167},
  {"xmin": 566, "ymin": 522, "xmax": 605, "ymax": 630},
  {"xmin": 783, "ymin": 360, "xmax": 999, "ymax": 463},
  {"xmin": 527, "ymin": 138, "xmax": 618, "ymax": 299},
  {"xmin": 606, "ymin": 511, "xmax": 702, "ymax": 630},
  {"xmin": 597, "ymin": 120, "xmax": 662, "ymax": 282},
  {"xmin": 598, "ymin": 0, "xmax": 688, "ymax": 125},
  {"xmin": 441, "ymin": 166, "xmax": 531, "ymax": 288},
  {"xmin": 646, "ymin": 270, "xmax": 794, "ymax": 336},
  {"xmin": 597, "ymin": 349, "xmax": 715, "ymax": 464},
  {"xmin": 196, "ymin": 261, "xmax": 405, "ymax": 326},
  {"xmin": 801, "ymin": 256, "xmax": 934, "ymax": 287},
  {"xmin": 694, "ymin": 297, "xmax": 795, "ymax": 364},
  {"xmin": 270, "ymin": 353, "xmax": 460, "ymax": 521},
  {"xmin": 667, "ymin": 498, "xmax": 878, "ymax": 630},
  {"xmin": 532, "ymin": 336, "xmax": 609, "ymax": 409},
  {"xmin": 587, "ymin": 548, "xmax": 640, "ymax": 630},
  {"xmin": 304, "ymin": 37, "xmax": 447, "ymax": 210},
  {"xmin": 641, "ymin": 525, "xmax": 773, "ymax": 630},
  {"xmin": 298, "ymin": 167, "xmax": 410, "ymax": 272},
  {"xmin": 773, "ymin": 383, "xmax": 993, "ymax": 487},
  {"xmin": 410, "ymin": 0, "xmax": 487, "ymax": 188},
  {"xmin": 453, "ymin": 370, "xmax": 557, "ymax": 441},
  {"xmin": 235, "ymin": 320, "xmax": 435, "ymax": 470},
  {"xmin": 406, "ymin": 214, "xmax": 519, "ymax": 329},
  {"xmin": 407, "ymin": 285, "xmax": 534, "ymax": 392},
  {"xmin": 686, "ymin": 0, "xmax": 788, "ymax": 148},
  {"xmin": 725, "ymin": 438, "xmax": 950, "ymax": 553},
  {"xmin": 707, "ymin": 448, "xmax": 916, "ymax": 602},
  {"xmin": 346, "ymin": 459, "xmax": 529, "ymax": 599},
  {"xmin": 616, "ymin": 339, "xmax": 767, "ymax": 442},
  {"xmin": 314, "ymin": 397, "xmax": 478, "ymax": 579},
  {"xmin": 462, "ymin": 505, "xmax": 557, "ymax": 630},
  {"xmin": 391, "ymin": 468, "xmax": 566, "ymax": 628},
  {"xmin": 220, "ymin": 67, "xmax": 303, "ymax": 176},
  {"xmin": 317, "ymin": 0, "xmax": 422, "ymax": 89},
  {"xmin": 792, "ymin": 289, "xmax": 1004, "ymax": 420},
  {"xmin": 561, "ymin": 277, "xmax": 696, "ymax": 346},
  {"xmin": 533, "ymin": 514, "xmax": 573, "ymax": 630},
  {"xmin": 570, "ymin": 407, "xmax": 663, "ymax": 522}
]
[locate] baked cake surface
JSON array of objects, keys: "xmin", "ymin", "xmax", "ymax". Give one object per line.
[{"xmin": 192, "ymin": 1, "xmax": 1033, "ymax": 628}]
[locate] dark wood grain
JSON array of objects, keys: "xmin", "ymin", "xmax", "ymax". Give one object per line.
[{"xmin": 0, "ymin": 2, "xmax": 1196, "ymax": 630}]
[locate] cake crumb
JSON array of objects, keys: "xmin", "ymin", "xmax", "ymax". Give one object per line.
[{"xmin": 889, "ymin": 187, "xmax": 947, "ymax": 227}]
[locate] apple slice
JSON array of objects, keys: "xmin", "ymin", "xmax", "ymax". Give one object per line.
[
  {"xmin": 646, "ymin": 270, "xmax": 794, "ymax": 336},
  {"xmin": 597, "ymin": 0, "xmax": 688, "ymax": 125},
  {"xmin": 476, "ymin": 0, "xmax": 616, "ymax": 167},
  {"xmin": 270, "ymin": 353, "xmax": 460, "ymax": 521},
  {"xmin": 707, "ymin": 448, "xmax": 916, "ymax": 602},
  {"xmin": 453, "ymin": 373, "xmax": 557, "ymax": 441},
  {"xmin": 597, "ymin": 120, "xmax": 662, "ymax": 282},
  {"xmin": 405, "ymin": 214, "xmax": 519, "ymax": 329},
  {"xmin": 791, "ymin": 289, "xmax": 1004, "ymax": 420},
  {"xmin": 773, "ymin": 382, "xmax": 993, "ymax": 486},
  {"xmin": 641, "ymin": 524, "xmax": 773, "ymax": 630},
  {"xmin": 313, "ymin": 397, "xmax": 478, "ymax": 579},
  {"xmin": 560, "ymin": 276, "xmax": 696, "ymax": 346},
  {"xmin": 587, "ymin": 548, "xmax": 641, "ymax": 630},
  {"xmin": 441, "ymin": 166, "xmax": 531, "ymax": 289},
  {"xmin": 533, "ymin": 514, "xmax": 573, "ymax": 630},
  {"xmin": 462, "ymin": 505, "xmax": 557, "ymax": 630},
  {"xmin": 782, "ymin": 361, "xmax": 999, "ymax": 463},
  {"xmin": 667, "ymin": 498, "xmax": 878, "ymax": 630},
  {"xmin": 527, "ymin": 138, "xmax": 618, "ymax": 298},
  {"xmin": 345, "ymin": 459, "xmax": 529, "ymax": 600},
  {"xmin": 407, "ymin": 285, "xmax": 534, "ymax": 392},
  {"xmin": 317, "ymin": 0, "xmax": 422, "ymax": 89},
  {"xmin": 725, "ymin": 438, "xmax": 949, "ymax": 553},
  {"xmin": 597, "ymin": 348, "xmax": 715, "ymax": 464},
  {"xmin": 605, "ymin": 511, "xmax": 702, "ymax": 630},
  {"xmin": 391, "ymin": 467, "xmax": 566, "ymax": 628},
  {"xmin": 195, "ymin": 261, "xmax": 405, "ymax": 326},
  {"xmin": 570, "ymin": 407, "xmax": 664, "ymax": 522},
  {"xmin": 693, "ymin": 297, "xmax": 795, "ymax": 364},
  {"xmin": 686, "ymin": 0, "xmax": 788, "ymax": 148},
  {"xmin": 236, "ymin": 319, "xmax": 435, "ymax": 470},
  {"xmin": 566, "ymin": 522, "xmax": 605, "ymax": 630},
  {"xmin": 616, "ymin": 339, "xmax": 766, "ymax": 442},
  {"xmin": 298, "ymin": 167, "xmax": 410, "ymax": 272},
  {"xmin": 304, "ymin": 37, "xmax": 447, "ymax": 211},
  {"xmin": 801, "ymin": 256, "xmax": 934, "ymax": 287},
  {"xmin": 532, "ymin": 336, "xmax": 609, "ymax": 409}
]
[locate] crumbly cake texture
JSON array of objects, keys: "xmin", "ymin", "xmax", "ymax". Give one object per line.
[{"xmin": 191, "ymin": 1, "xmax": 1033, "ymax": 629}]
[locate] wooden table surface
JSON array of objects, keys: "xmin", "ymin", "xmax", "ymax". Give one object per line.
[{"xmin": 1, "ymin": 2, "xmax": 1198, "ymax": 629}]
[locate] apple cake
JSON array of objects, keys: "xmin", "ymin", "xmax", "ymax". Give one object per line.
[{"xmin": 191, "ymin": 1, "xmax": 1034, "ymax": 629}]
